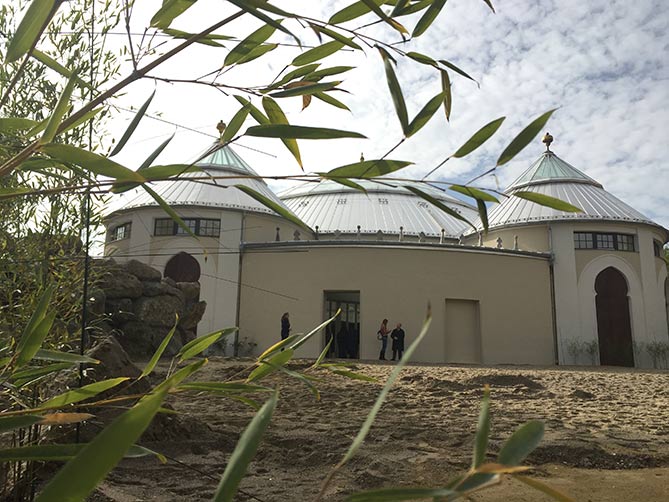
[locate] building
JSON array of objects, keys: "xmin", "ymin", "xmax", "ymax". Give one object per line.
[{"xmin": 104, "ymin": 137, "xmax": 669, "ymax": 367}]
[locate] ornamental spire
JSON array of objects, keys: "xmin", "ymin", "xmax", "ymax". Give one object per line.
[{"xmin": 542, "ymin": 132, "xmax": 553, "ymax": 152}]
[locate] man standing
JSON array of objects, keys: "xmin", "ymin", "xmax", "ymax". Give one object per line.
[
  {"xmin": 390, "ymin": 323, "xmax": 405, "ymax": 361},
  {"xmin": 281, "ymin": 312, "xmax": 291, "ymax": 341}
]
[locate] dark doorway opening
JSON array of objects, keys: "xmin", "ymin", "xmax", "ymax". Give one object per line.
[
  {"xmin": 324, "ymin": 291, "xmax": 360, "ymax": 359},
  {"xmin": 595, "ymin": 267, "xmax": 634, "ymax": 367},
  {"xmin": 164, "ymin": 252, "xmax": 201, "ymax": 283}
]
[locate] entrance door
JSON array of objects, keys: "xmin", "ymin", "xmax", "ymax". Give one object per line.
[
  {"xmin": 324, "ymin": 291, "xmax": 360, "ymax": 359},
  {"xmin": 444, "ymin": 299, "xmax": 481, "ymax": 363},
  {"xmin": 595, "ymin": 267, "xmax": 634, "ymax": 367}
]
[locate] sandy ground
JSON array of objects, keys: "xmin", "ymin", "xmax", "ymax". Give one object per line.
[{"xmin": 90, "ymin": 359, "xmax": 669, "ymax": 502}]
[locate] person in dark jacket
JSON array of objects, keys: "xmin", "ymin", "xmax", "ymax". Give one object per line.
[
  {"xmin": 390, "ymin": 323, "xmax": 405, "ymax": 361},
  {"xmin": 280, "ymin": 312, "xmax": 291, "ymax": 341},
  {"xmin": 378, "ymin": 318, "xmax": 390, "ymax": 360}
]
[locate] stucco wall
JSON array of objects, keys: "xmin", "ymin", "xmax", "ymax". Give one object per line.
[{"xmin": 238, "ymin": 244, "xmax": 555, "ymax": 365}]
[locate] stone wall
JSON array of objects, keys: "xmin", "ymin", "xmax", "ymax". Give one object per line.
[{"xmin": 90, "ymin": 259, "xmax": 206, "ymax": 359}]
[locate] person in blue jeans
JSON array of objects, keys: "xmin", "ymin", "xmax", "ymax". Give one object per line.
[{"xmin": 378, "ymin": 318, "xmax": 390, "ymax": 360}]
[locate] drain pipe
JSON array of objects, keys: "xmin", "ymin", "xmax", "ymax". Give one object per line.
[
  {"xmin": 234, "ymin": 212, "xmax": 246, "ymax": 356},
  {"xmin": 548, "ymin": 225, "xmax": 559, "ymax": 365}
]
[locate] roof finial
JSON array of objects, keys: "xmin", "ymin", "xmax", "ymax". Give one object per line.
[
  {"xmin": 542, "ymin": 132, "xmax": 553, "ymax": 152},
  {"xmin": 216, "ymin": 120, "xmax": 226, "ymax": 141},
  {"xmin": 360, "ymin": 152, "xmax": 365, "ymax": 162}
]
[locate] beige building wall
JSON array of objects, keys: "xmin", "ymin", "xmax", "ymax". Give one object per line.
[
  {"xmin": 239, "ymin": 244, "xmax": 555, "ymax": 365},
  {"xmin": 469, "ymin": 225, "xmax": 550, "ymax": 252}
]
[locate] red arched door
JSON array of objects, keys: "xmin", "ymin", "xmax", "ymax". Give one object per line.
[
  {"xmin": 164, "ymin": 252, "xmax": 200, "ymax": 283},
  {"xmin": 595, "ymin": 267, "xmax": 634, "ymax": 367}
]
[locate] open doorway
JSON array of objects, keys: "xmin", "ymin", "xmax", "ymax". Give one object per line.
[{"xmin": 324, "ymin": 291, "xmax": 360, "ymax": 359}]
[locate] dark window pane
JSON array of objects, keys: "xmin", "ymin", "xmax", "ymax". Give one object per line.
[
  {"xmin": 198, "ymin": 219, "xmax": 220, "ymax": 237},
  {"xmin": 616, "ymin": 234, "xmax": 635, "ymax": 252},
  {"xmin": 574, "ymin": 232, "xmax": 593, "ymax": 249},
  {"xmin": 110, "ymin": 223, "xmax": 131, "ymax": 242},
  {"xmin": 596, "ymin": 234, "xmax": 614, "ymax": 249},
  {"xmin": 176, "ymin": 219, "xmax": 197, "ymax": 235},
  {"xmin": 154, "ymin": 219, "xmax": 174, "ymax": 236}
]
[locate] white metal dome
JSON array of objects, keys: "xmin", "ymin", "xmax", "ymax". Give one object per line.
[
  {"xmin": 471, "ymin": 148, "xmax": 662, "ymax": 232},
  {"xmin": 104, "ymin": 144, "xmax": 293, "ymax": 218},
  {"xmin": 279, "ymin": 179, "xmax": 478, "ymax": 238}
]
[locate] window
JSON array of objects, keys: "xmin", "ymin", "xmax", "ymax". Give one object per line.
[
  {"xmin": 109, "ymin": 222, "xmax": 131, "ymax": 242},
  {"xmin": 574, "ymin": 232, "xmax": 593, "ymax": 249},
  {"xmin": 154, "ymin": 218, "xmax": 221, "ymax": 237},
  {"xmin": 573, "ymin": 232, "xmax": 636, "ymax": 252},
  {"xmin": 654, "ymin": 240, "xmax": 664, "ymax": 258}
]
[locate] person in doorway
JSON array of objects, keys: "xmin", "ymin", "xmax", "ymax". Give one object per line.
[
  {"xmin": 280, "ymin": 312, "xmax": 291, "ymax": 342},
  {"xmin": 390, "ymin": 322, "xmax": 405, "ymax": 361},
  {"xmin": 378, "ymin": 318, "xmax": 390, "ymax": 360}
]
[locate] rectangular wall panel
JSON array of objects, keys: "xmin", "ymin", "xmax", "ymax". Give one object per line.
[{"xmin": 444, "ymin": 299, "xmax": 481, "ymax": 363}]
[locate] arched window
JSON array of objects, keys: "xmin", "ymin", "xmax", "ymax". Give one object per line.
[
  {"xmin": 164, "ymin": 252, "xmax": 200, "ymax": 283},
  {"xmin": 595, "ymin": 267, "xmax": 634, "ymax": 367}
]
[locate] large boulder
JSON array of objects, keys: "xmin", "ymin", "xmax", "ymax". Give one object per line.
[
  {"xmin": 125, "ymin": 259, "xmax": 162, "ymax": 281},
  {"xmin": 177, "ymin": 282, "xmax": 200, "ymax": 302},
  {"xmin": 133, "ymin": 295, "xmax": 183, "ymax": 327},
  {"xmin": 106, "ymin": 298, "xmax": 135, "ymax": 325},
  {"xmin": 180, "ymin": 300, "xmax": 207, "ymax": 331},
  {"xmin": 99, "ymin": 270, "xmax": 142, "ymax": 299}
]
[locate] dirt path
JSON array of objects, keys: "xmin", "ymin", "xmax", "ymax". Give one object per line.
[{"xmin": 93, "ymin": 360, "xmax": 669, "ymax": 501}]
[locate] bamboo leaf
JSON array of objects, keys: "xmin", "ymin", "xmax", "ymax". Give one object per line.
[
  {"xmin": 513, "ymin": 191, "xmax": 582, "ymax": 213},
  {"xmin": 306, "ymin": 65, "xmax": 355, "ymax": 80},
  {"xmin": 439, "ymin": 59, "xmax": 479, "ymax": 86},
  {"xmin": 270, "ymin": 81, "xmax": 341, "ymax": 98},
  {"xmin": 292, "ymin": 40, "xmax": 344, "ymax": 66},
  {"xmin": 41, "ymin": 143, "xmax": 145, "ymax": 182},
  {"xmin": 395, "ymin": 0, "xmax": 432, "ymax": 17},
  {"xmin": 6, "ymin": 0, "xmax": 58, "ymax": 62},
  {"xmin": 277, "ymin": 364, "xmax": 321, "ymax": 400},
  {"xmin": 34, "ymin": 349, "xmax": 98, "ymax": 365},
  {"xmin": 38, "ymin": 413, "xmax": 94, "ymax": 426},
  {"xmin": 452, "ymin": 117, "xmax": 506, "ymax": 158},
  {"xmin": 257, "ymin": 334, "xmax": 301, "ymax": 361},
  {"xmin": 15, "ymin": 286, "xmax": 54, "ymax": 367},
  {"xmin": 406, "ymin": 91, "xmax": 445, "ymax": 137},
  {"xmin": 152, "ymin": 359, "xmax": 208, "ymax": 394},
  {"xmin": 224, "ymin": 23, "xmax": 278, "ymax": 67},
  {"xmin": 234, "ymin": 96, "xmax": 269, "ymax": 125},
  {"xmin": 325, "ymin": 159, "xmax": 411, "ymax": 178},
  {"xmin": 340, "ymin": 307, "xmax": 432, "ymax": 464},
  {"xmin": 226, "ymin": 0, "xmax": 299, "ymax": 44},
  {"xmin": 496, "ymin": 109, "xmax": 557, "ymax": 166},
  {"xmin": 313, "ymin": 337, "xmax": 333, "ymax": 367},
  {"xmin": 449, "ymin": 185, "xmax": 499, "ymax": 203},
  {"xmin": 310, "ymin": 26, "xmax": 362, "ymax": 50},
  {"xmin": 313, "ymin": 92, "xmax": 350, "ymax": 111},
  {"xmin": 472, "ymin": 385, "xmax": 491, "ymax": 468},
  {"xmin": 177, "ymin": 327, "xmax": 237, "ymax": 362},
  {"xmin": 477, "ymin": 199, "xmax": 489, "ymax": 233},
  {"xmin": 31, "ymin": 49, "xmax": 91, "ymax": 89},
  {"xmin": 406, "ymin": 51, "xmax": 437, "ymax": 67},
  {"xmin": 497, "ymin": 420, "xmax": 544, "ymax": 466},
  {"xmin": 0, "ymin": 443, "xmax": 165, "ymax": 463},
  {"xmin": 222, "ymin": 106, "xmax": 250, "ymax": 143},
  {"xmin": 378, "ymin": 46, "xmax": 408, "ymax": 135},
  {"xmin": 12, "ymin": 363, "xmax": 72, "ymax": 387},
  {"xmin": 476, "ymin": 463, "xmax": 531, "ymax": 474},
  {"xmin": 513, "ymin": 475, "xmax": 575, "ymax": 502},
  {"xmin": 150, "ymin": 0, "xmax": 197, "ymax": 29},
  {"xmin": 246, "ymin": 350, "xmax": 294, "ymax": 383},
  {"xmin": 140, "ymin": 315, "xmax": 178, "ymax": 378},
  {"xmin": 162, "ymin": 28, "xmax": 233, "ymax": 47},
  {"xmin": 290, "ymin": 309, "xmax": 340, "ymax": 350},
  {"xmin": 110, "ymin": 91, "xmax": 155, "ymax": 157},
  {"xmin": 359, "ymin": 0, "xmax": 409, "ymax": 35},
  {"xmin": 234, "ymin": 184, "xmax": 311, "ymax": 231},
  {"xmin": 213, "ymin": 392, "xmax": 278, "ymax": 502},
  {"xmin": 35, "ymin": 386, "xmax": 171, "ymax": 501},
  {"xmin": 139, "ymin": 134, "xmax": 174, "ymax": 170},
  {"xmin": 346, "ymin": 487, "xmax": 457, "ymax": 501},
  {"xmin": 58, "ymin": 107, "xmax": 103, "ymax": 135},
  {"xmin": 41, "ymin": 70, "xmax": 78, "ymax": 144},
  {"xmin": 413, "ymin": 0, "xmax": 447, "ymax": 38},
  {"xmin": 40, "ymin": 378, "xmax": 129, "ymax": 409},
  {"xmin": 330, "ymin": 369, "xmax": 377, "ymax": 382},
  {"xmin": 481, "ymin": 0, "xmax": 496, "ymax": 13},
  {"xmin": 141, "ymin": 184, "xmax": 196, "ymax": 237},
  {"xmin": 329, "ymin": 0, "xmax": 385, "ymax": 24},
  {"xmin": 266, "ymin": 64, "xmax": 321, "ymax": 90},
  {"xmin": 261, "ymin": 96, "xmax": 302, "ymax": 168},
  {"xmin": 0, "ymin": 118, "xmax": 37, "ymax": 131},
  {"xmin": 246, "ymin": 124, "xmax": 365, "ymax": 140},
  {"xmin": 440, "ymin": 69, "xmax": 452, "ymax": 121},
  {"xmin": 0, "ymin": 415, "xmax": 43, "ymax": 434},
  {"xmin": 328, "ymin": 177, "xmax": 367, "ymax": 192},
  {"xmin": 404, "ymin": 185, "xmax": 476, "ymax": 229}
]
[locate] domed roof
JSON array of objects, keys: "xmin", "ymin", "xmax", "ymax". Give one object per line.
[
  {"xmin": 471, "ymin": 146, "xmax": 660, "ymax": 232},
  {"xmin": 104, "ymin": 143, "xmax": 293, "ymax": 218},
  {"xmin": 279, "ymin": 179, "xmax": 478, "ymax": 238}
]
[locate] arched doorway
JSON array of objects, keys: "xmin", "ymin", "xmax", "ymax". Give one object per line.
[
  {"xmin": 595, "ymin": 267, "xmax": 634, "ymax": 367},
  {"xmin": 164, "ymin": 252, "xmax": 200, "ymax": 283}
]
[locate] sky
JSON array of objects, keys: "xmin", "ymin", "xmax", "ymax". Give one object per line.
[{"xmin": 95, "ymin": 0, "xmax": 668, "ymax": 231}]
